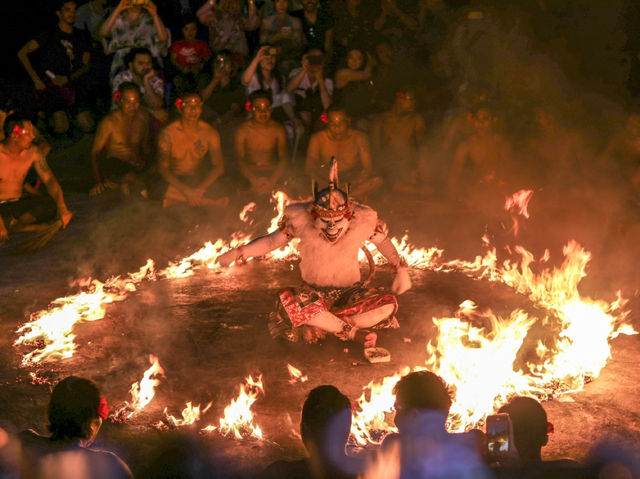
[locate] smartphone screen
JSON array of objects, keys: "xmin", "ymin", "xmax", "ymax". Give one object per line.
[{"xmin": 486, "ymin": 413, "xmax": 511, "ymax": 456}]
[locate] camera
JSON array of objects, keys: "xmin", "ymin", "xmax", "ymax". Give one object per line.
[
  {"xmin": 307, "ymin": 55, "xmax": 322, "ymax": 66},
  {"xmin": 485, "ymin": 413, "xmax": 513, "ymax": 464}
]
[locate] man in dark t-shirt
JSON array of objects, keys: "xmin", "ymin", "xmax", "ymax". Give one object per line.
[
  {"xmin": 292, "ymin": 0, "xmax": 335, "ymax": 61},
  {"xmin": 17, "ymin": 0, "xmax": 94, "ymax": 135}
]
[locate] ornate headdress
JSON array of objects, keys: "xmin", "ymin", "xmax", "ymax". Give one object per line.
[{"xmin": 311, "ymin": 157, "xmax": 353, "ymax": 219}]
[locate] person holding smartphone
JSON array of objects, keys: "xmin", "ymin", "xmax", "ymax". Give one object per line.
[
  {"xmin": 259, "ymin": 0, "xmax": 304, "ymax": 74},
  {"xmin": 99, "ymin": 0, "xmax": 170, "ymax": 82}
]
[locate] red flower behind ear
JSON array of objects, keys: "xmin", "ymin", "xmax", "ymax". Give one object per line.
[
  {"xmin": 320, "ymin": 113, "xmax": 328, "ymax": 123},
  {"xmin": 547, "ymin": 422, "xmax": 554, "ymax": 434},
  {"xmin": 113, "ymin": 91, "xmax": 122, "ymax": 101},
  {"xmin": 395, "ymin": 92, "xmax": 405, "ymax": 100},
  {"xmin": 310, "ymin": 210, "xmax": 319, "ymax": 219},
  {"xmin": 175, "ymin": 98, "xmax": 184, "ymax": 109},
  {"xmin": 97, "ymin": 397, "xmax": 110, "ymax": 420},
  {"xmin": 12, "ymin": 125, "xmax": 24, "ymax": 137},
  {"xmin": 245, "ymin": 100, "xmax": 253, "ymax": 112}
]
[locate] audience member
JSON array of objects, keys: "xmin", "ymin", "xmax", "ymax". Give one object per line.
[
  {"xmin": 497, "ymin": 396, "xmax": 582, "ymax": 475},
  {"xmin": 0, "ymin": 115, "xmax": 72, "ymax": 244},
  {"xmin": 334, "ymin": 47, "xmax": 375, "ymax": 124},
  {"xmin": 292, "ymin": 0, "xmax": 335, "ymax": 62},
  {"xmin": 198, "ymin": 49, "xmax": 245, "ymax": 126},
  {"xmin": 332, "ymin": 0, "xmax": 377, "ymax": 61},
  {"xmin": 235, "ymin": 90, "xmax": 289, "ymax": 195},
  {"xmin": 260, "ymin": 0, "xmax": 305, "ymax": 74},
  {"xmin": 156, "ymin": 92, "xmax": 227, "ymax": 208},
  {"xmin": 377, "ymin": 371, "xmax": 489, "ymax": 479},
  {"xmin": 112, "ymin": 48, "xmax": 166, "ymax": 122},
  {"xmin": 261, "ymin": 385, "xmax": 363, "ymax": 479},
  {"xmin": 169, "ymin": 15, "xmax": 213, "ymax": 97},
  {"xmin": 371, "ymin": 86, "xmax": 426, "ymax": 193},
  {"xmin": 75, "ymin": 0, "xmax": 112, "ymax": 42},
  {"xmin": 374, "ymin": 0, "xmax": 419, "ymax": 40},
  {"xmin": 19, "ymin": 376, "xmax": 132, "ymax": 479},
  {"xmin": 306, "ymin": 104, "xmax": 381, "ymax": 197},
  {"xmin": 100, "ymin": 0, "xmax": 170, "ymax": 81},
  {"xmin": 242, "ymin": 45, "xmax": 301, "ymax": 132},
  {"xmin": 286, "ymin": 48, "xmax": 333, "ymax": 129},
  {"xmin": 89, "ymin": 82, "xmax": 151, "ymax": 196},
  {"xmin": 447, "ymin": 104, "xmax": 513, "ymax": 198},
  {"xmin": 196, "ymin": 0, "xmax": 260, "ymax": 68},
  {"xmin": 17, "ymin": 0, "xmax": 94, "ymax": 135}
]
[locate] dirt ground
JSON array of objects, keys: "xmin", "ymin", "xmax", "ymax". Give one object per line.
[{"xmin": 1, "ymin": 136, "xmax": 640, "ymax": 477}]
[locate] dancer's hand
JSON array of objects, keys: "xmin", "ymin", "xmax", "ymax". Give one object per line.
[
  {"xmin": 392, "ymin": 266, "xmax": 411, "ymax": 295},
  {"xmin": 216, "ymin": 248, "xmax": 240, "ymax": 267}
]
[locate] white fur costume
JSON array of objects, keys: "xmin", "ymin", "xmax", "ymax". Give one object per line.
[{"xmin": 283, "ymin": 201, "xmax": 378, "ymax": 288}]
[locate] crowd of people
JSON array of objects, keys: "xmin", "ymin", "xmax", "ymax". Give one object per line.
[
  {"xmin": 0, "ymin": 372, "xmax": 637, "ymax": 478},
  {"xmin": 2, "ymin": 0, "xmax": 640, "ymax": 475},
  {"xmin": 2, "ymin": 0, "xmax": 640, "ymax": 243}
]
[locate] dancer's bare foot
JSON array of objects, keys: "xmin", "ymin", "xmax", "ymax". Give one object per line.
[{"xmin": 354, "ymin": 329, "xmax": 377, "ymax": 348}]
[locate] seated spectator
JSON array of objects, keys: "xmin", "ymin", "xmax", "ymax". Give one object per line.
[
  {"xmin": 448, "ymin": 104, "xmax": 513, "ymax": 199},
  {"xmin": 155, "ymin": 91, "xmax": 228, "ymax": 208},
  {"xmin": 169, "ymin": 15, "xmax": 212, "ymax": 97},
  {"xmin": 17, "ymin": 0, "xmax": 94, "ymax": 135},
  {"xmin": 369, "ymin": 39, "xmax": 397, "ymax": 113},
  {"xmin": 100, "ymin": 0, "xmax": 170, "ymax": 81},
  {"xmin": 374, "ymin": 0, "xmax": 419, "ymax": 41},
  {"xmin": 197, "ymin": 49, "xmax": 245, "ymax": 127},
  {"xmin": 261, "ymin": 385, "xmax": 363, "ymax": 479},
  {"xmin": 75, "ymin": 0, "xmax": 112, "ymax": 42},
  {"xmin": 259, "ymin": 0, "xmax": 304, "ymax": 74},
  {"xmin": 332, "ymin": 0, "xmax": 377, "ymax": 61},
  {"xmin": 0, "ymin": 115, "xmax": 72, "ymax": 244},
  {"xmin": 19, "ymin": 376, "xmax": 132, "ymax": 479},
  {"xmin": 286, "ymin": 48, "xmax": 333, "ymax": 130},
  {"xmin": 112, "ymin": 48, "xmax": 167, "ymax": 122},
  {"xmin": 333, "ymin": 47, "xmax": 375, "ymax": 124},
  {"xmin": 306, "ymin": 104, "xmax": 381, "ymax": 197},
  {"xmin": 235, "ymin": 90, "xmax": 289, "ymax": 195},
  {"xmin": 89, "ymin": 82, "xmax": 151, "ymax": 196},
  {"xmin": 196, "ymin": 0, "xmax": 260, "ymax": 68},
  {"xmin": 242, "ymin": 45, "xmax": 301, "ymax": 133},
  {"xmin": 498, "ymin": 396, "xmax": 580, "ymax": 470},
  {"xmin": 292, "ymin": 0, "xmax": 335, "ymax": 62},
  {"xmin": 371, "ymin": 86, "xmax": 426, "ymax": 193},
  {"xmin": 378, "ymin": 371, "xmax": 489, "ymax": 479}
]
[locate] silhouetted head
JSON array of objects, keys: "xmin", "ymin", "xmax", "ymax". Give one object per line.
[
  {"xmin": 49, "ymin": 376, "xmax": 104, "ymax": 443},
  {"xmin": 498, "ymin": 396, "xmax": 548, "ymax": 464},
  {"xmin": 393, "ymin": 371, "xmax": 451, "ymax": 431},
  {"xmin": 300, "ymin": 385, "xmax": 351, "ymax": 453}
]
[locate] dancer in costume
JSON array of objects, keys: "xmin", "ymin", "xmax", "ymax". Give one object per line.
[{"xmin": 217, "ymin": 158, "xmax": 411, "ymax": 346}]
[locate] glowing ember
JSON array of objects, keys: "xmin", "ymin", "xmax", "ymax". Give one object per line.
[
  {"xmin": 286, "ymin": 364, "xmax": 308, "ymax": 384},
  {"xmin": 214, "ymin": 374, "xmax": 264, "ymax": 440},
  {"xmin": 162, "ymin": 401, "xmax": 212, "ymax": 428},
  {"xmin": 14, "ymin": 260, "xmax": 155, "ymax": 365}
]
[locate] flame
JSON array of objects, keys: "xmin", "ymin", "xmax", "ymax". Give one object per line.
[
  {"xmin": 239, "ymin": 202, "xmax": 256, "ymax": 223},
  {"xmin": 351, "ymin": 234, "xmax": 636, "ymax": 443},
  {"xmin": 128, "ymin": 355, "xmax": 165, "ymax": 416},
  {"xmin": 14, "ymin": 260, "xmax": 155, "ymax": 365},
  {"xmin": 214, "ymin": 374, "xmax": 264, "ymax": 439},
  {"xmin": 286, "ymin": 364, "xmax": 308, "ymax": 384},
  {"xmin": 162, "ymin": 401, "xmax": 212, "ymax": 428},
  {"xmin": 504, "ymin": 189, "xmax": 533, "ymax": 236}
]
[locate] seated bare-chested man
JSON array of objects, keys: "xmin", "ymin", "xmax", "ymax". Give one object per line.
[
  {"xmin": 448, "ymin": 104, "xmax": 513, "ymax": 198},
  {"xmin": 0, "ymin": 115, "xmax": 72, "ymax": 243},
  {"xmin": 157, "ymin": 91, "xmax": 227, "ymax": 208},
  {"xmin": 90, "ymin": 82, "xmax": 151, "ymax": 195},
  {"xmin": 526, "ymin": 107, "xmax": 590, "ymax": 189},
  {"xmin": 372, "ymin": 87, "xmax": 426, "ymax": 194},
  {"xmin": 306, "ymin": 104, "xmax": 381, "ymax": 197},
  {"xmin": 235, "ymin": 90, "xmax": 289, "ymax": 196}
]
